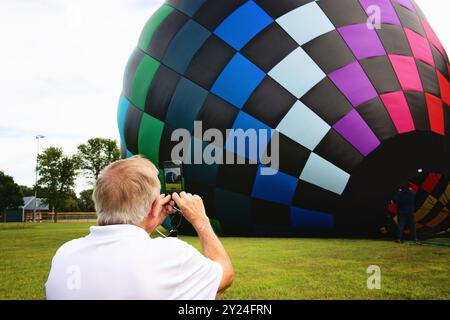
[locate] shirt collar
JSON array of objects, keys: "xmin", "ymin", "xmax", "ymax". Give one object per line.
[{"xmin": 87, "ymin": 224, "xmax": 150, "ymax": 240}]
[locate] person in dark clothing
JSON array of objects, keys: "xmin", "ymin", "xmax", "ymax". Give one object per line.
[{"xmin": 393, "ymin": 185, "xmax": 418, "ymax": 243}]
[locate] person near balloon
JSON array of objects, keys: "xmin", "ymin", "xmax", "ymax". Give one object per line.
[{"xmin": 392, "ymin": 185, "xmax": 418, "ymax": 243}]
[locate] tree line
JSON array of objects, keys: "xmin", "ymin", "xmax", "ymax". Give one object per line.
[{"xmin": 0, "ymin": 138, "xmax": 120, "ymax": 214}]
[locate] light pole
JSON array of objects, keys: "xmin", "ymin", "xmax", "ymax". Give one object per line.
[{"xmin": 34, "ymin": 135, "xmax": 45, "ymax": 222}]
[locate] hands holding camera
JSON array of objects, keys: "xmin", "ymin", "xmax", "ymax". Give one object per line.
[{"xmin": 155, "ymin": 192, "xmax": 209, "ymax": 229}]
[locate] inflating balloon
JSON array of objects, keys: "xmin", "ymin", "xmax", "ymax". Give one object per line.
[{"xmin": 118, "ymin": 0, "xmax": 450, "ymax": 236}]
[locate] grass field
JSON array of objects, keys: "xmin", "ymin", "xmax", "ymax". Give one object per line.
[{"xmin": 0, "ymin": 223, "xmax": 449, "ymax": 300}]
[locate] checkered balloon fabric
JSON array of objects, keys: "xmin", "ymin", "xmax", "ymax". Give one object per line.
[{"xmin": 118, "ymin": 0, "xmax": 450, "ymax": 237}]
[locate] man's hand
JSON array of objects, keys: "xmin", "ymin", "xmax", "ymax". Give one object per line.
[
  {"xmin": 172, "ymin": 192, "xmax": 209, "ymax": 228},
  {"xmin": 154, "ymin": 194, "xmax": 176, "ymax": 226}
]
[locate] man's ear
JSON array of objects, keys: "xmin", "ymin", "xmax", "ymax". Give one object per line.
[{"xmin": 149, "ymin": 197, "xmax": 160, "ymax": 220}]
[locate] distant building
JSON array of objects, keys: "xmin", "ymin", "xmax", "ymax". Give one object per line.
[{"xmin": 1, "ymin": 197, "xmax": 49, "ymax": 222}]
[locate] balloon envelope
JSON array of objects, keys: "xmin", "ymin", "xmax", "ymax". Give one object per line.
[{"xmin": 118, "ymin": 0, "xmax": 450, "ymax": 236}]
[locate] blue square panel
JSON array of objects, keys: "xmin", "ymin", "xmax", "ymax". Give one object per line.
[
  {"xmin": 269, "ymin": 47, "xmax": 326, "ymax": 98},
  {"xmin": 299, "ymin": 153, "xmax": 350, "ymax": 195},
  {"xmin": 251, "ymin": 165, "xmax": 298, "ymax": 205},
  {"xmin": 277, "ymin": 101, "xmax": 330, "ymax": 150},
  {"xmin": 214, "ymin": 0, "xmax": 273, "ymax": 50},
  {"xmin": 163, "ymin": 20, "xmax": 210, "ymax": 74},
  {"xmin": 225, "ymin": 111, "xmax": 272, "ymax": 162},
  {"xmin": 211, "ymin": 53, "xmax": 265, "ymax": 108},
  {"xmin": 118, "ymin": 95, "xmax": 130, "ymax": 146},
  {"xmin": 290, "ymin": 207, "xmax": 334, "ymax": 230},
  {"xmin": 276, "ymin": 2, "xmax": 335, "ymax": 45},
  {"xmin": 166, "ymin": 78, "xmax": 208, "ymax": 132}
]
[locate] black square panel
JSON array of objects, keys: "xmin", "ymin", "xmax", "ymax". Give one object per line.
[
  {"xmin": 410, "ymin": 170, "xmax": 427, "ymax": 185},
  {"xmin": 357, "ymin": 97, "xmax": 398, "ymax": 141},
  {"xmin": 412, "ymin": 1, "xmax": 429, "ymax": 23},
  {"xmin": 394, "ymin": 3, "xmax": 425, "ymax": 37},
  {"xmin": 404, "ymin": 91, "xmax": 430, "ymax": 132},
  {"xmin": 432, "ymin": 176, "xmax": 449, "ymax": 199},
  {"xmin": 317, "ymin": 0, "xmax": 368, "ymax": 27},
  {"xmin": 376, "ymin": 24, "xmax": 412, "ymax": 56},
  {"xmin": 432, "ymin": 46, "xmax": 449, "ymax": 79},
  {"xmin": 301, "ymin": 77, "xmax": 353, "ymax": 125},
  {"xmin": 415, "ymin": 189, "xmax": 429, "ymax": 208},
  {"xmin": 302, "ymin": 30, "xmax": 355, "ymax": 74},
  {"xmin": 193, "ymin": 0, "xmax": 246, "ymax": 31},
  {"xmin": 147, "ymin": 10, "xmax": 189, "ymax": 60},
  {"xmin": 196, "ymin": 94, "xmax": 240, "ymax": 141},
  {"xmin": 314, "ymin": 129, "xmax": 364, "ymax": 173},
  {"xmin": 250, "ymin": 198, "xmax": 291, "ymax": 227},
  {"xmin": 241, "ymin": 23, "xmax": 298, "ymax": 73},
  {"xmin": 360, "ymin": 56, "xmax": 402, "ymax": 94},
  {"xmin": 254, "ymin": 0, "xmax": 314, "ymax": 19},
  {"xmin": 123, "ymin": 49, "xmax": 145, "ymax": 98},
  {"xmin": 184, "ymin": 180, "xmax": 217, "ymax": 218},
  {"xmin": 263, "ymin": 132, "xmax": 311, "ymax": 178},
  {"xmin": 185, "ymin": 35, "xmax": 236, "ymax": 89},
  {"xmin": 158, "ymin": 124, "xmax": 189, "ymax": 165},
  {"xmin": 292, "ymin": 181, "xmax": 340, "ymax": 213},
  {"xmin": 420, "ymin": 202, "xmax": 444, "ymax": 225},
  {"xmin": 145, "ymin": 65, "xmax": 181, "ymax": 122},
  {"xmin": 124, "ymin": 104, "xmax": 143, "ymax": 155},
  {"xmin": 216, "ymin": 155, "xmax": 258, "ymax": 195},
  {"xmin": 243, "ymin": 76, "xmax": 296, "ymax": 127},
  {"xmin": 416, "ymin": 60, "xmax": 441, "ymax": 97}
]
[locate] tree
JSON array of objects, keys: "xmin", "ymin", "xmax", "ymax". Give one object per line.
[
  {"xmin": 0, "ymin": 171, "xmax": 23, "ymax": 221},
  {"xmin": 37, "ymin": 147, "xmax": 79, "ymax": 217},
  {"xmin": 77, "ymin": 138, "xmax": 120, "ymax": 185},
  {"xmin": 63, "ymin": 191, "xmax": 80, "ymax": 212},
  {"xmin": 19, "ymin": 185, "xmax": 34, "ymax": 197},
  {"xmin": 78, "ymin": 189, "xmax": 95, "ymax": 212}
]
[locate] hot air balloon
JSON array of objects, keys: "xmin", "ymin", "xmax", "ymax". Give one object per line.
[{"xmin": 118, "ymin": 0, "xmax": 450, "ymax": 237}]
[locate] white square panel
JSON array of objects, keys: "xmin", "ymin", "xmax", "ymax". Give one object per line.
[
  {"xmin": 276, "ymin": 2, "xmax": 335, "ymax": 45},
  {"xmin": 269, "ymin": 47, "xmax": 326, "ymax": 98},
  {"xmin": 277, "ymin": 101, "xmax": 330, "ymax": 151},
  {"xmin": 300, "ymin": 153, "xmax": 350, "ymax": 195}
]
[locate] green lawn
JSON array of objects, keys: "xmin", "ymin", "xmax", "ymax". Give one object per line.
[{"xmin": 1, "ymin": 223, "xmax": 449, "ymax": 300}]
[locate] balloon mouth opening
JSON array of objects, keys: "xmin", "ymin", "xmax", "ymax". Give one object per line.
[{"xmin": 385, "ymin": 169, "xmax": 450, "ymax": 237}]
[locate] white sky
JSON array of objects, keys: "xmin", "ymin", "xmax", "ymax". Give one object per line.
[{"xmin": 0, "ymin": 0, "xmax": 449, "ymax": 193}]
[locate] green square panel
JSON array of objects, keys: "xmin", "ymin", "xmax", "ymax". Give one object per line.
[
  {"xmin": 138, "ymin": 113, "xmax": 164, "ymax": 163},
  {"xmin": 130, "ymin": 55, "xmax": 160, "ymax": 111},
  {"xmin": 138, "ymin": 5, "xmax": 174, "ymax": 52}
]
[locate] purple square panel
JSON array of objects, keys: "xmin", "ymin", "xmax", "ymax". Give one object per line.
[
  {"xmin": 338, "ymin": 24, "xmax": 386, "ymax": 60},
  {"xmin": 333, "ymin": 110, "xmax": 381, "ymax": 156},
  {"xmin": 329, "ymin": 61, "xmax": 378, "ymax": 107},
  {"xmin": 359, "ymin": 0, "xmax": 401, "ymax": 26}
]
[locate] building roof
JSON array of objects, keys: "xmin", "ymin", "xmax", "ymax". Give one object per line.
[{"xmin": 21, "ymin": 197, "xmax": 49, "ymax": 211}]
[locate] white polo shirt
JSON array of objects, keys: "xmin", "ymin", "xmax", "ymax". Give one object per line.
[{"xmin": 45, "ymin": 224, "xmax": 223, "ymax": 300}]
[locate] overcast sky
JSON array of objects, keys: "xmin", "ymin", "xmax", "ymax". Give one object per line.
[{"xmin": 0, "ymin": 0, "xmax": 449, "ymax": 193}]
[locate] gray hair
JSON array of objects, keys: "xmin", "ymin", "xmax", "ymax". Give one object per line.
[{"xmin": 93, "ymin": 155, "xmax": 160, "ymax": 226}]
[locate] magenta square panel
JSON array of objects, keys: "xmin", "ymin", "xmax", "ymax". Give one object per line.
[{"xmin": 404, "ymin": 28, "xmax": 434, "ymax": 67}]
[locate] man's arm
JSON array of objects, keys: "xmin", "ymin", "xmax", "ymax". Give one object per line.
[{"xmin": 172, "ymin": 192, "xmax": 234, "ymax": 295}]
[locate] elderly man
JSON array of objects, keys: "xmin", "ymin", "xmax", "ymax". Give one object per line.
[{"xmin": 45, "ymin": 156, "xmax": 233, "ymax": 300}]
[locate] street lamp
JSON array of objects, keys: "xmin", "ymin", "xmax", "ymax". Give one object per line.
[{"xmin": 34, "ymin": 135, "xmax": 45, "ymax": 222}]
